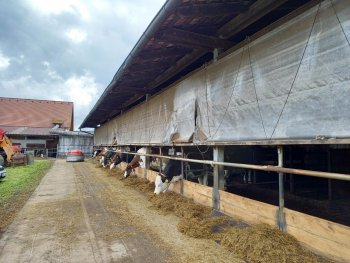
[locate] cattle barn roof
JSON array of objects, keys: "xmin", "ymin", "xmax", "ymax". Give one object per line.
[
  {"xmin": 80, "ymin": 0, "xmax": 316, "ymax": 129},
  {"xmin": 0, "ymin": 97, "xmax": 74, "ymax": 131}
]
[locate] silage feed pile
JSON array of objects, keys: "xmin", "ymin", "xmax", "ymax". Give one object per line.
[{"xmin": 94, "ymin": 161, "xmax": 330, "ymax": 263}]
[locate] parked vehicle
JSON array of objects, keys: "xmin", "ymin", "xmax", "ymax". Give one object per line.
[
  {"xmin": 0, "ymin": 165, "xmax": 6, "ymax": 180},
  {"xmin": 66, "ymin": 150, "xmax": 85, "ymax": 162},
  {"xmin": 0, "ymin": 128, "xmax": 26, "ymax": 166}
]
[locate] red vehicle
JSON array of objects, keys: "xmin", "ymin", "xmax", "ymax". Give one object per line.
[{"xmin": 66, "ymin": 149, "xmax": 85, "ymax": 162}]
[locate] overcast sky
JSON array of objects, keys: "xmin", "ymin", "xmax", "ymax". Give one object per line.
[{"xmin": 0, "ymin": 0, "xmax": 166, "ymax": 130}]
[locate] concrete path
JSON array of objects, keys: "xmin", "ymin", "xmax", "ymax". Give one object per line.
[{"xmin": 0, "ymin": 160, "xmax": 166, "ymax": 263}]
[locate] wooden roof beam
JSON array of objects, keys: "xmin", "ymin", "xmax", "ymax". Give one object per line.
[
  {"xmin": 218, "ymin": 0, "xmax": 289, "ymax": 39},
  {"xmin": 175, "ymin": 2, "xmax": 249, "ymax": 17},
  {"xmin": 145, "ymin": 48, "xmax": 207, "ymax": 92},
  {"xmin": 128, "ymin": 61, "xmax": 171, "ymax": 72},
  {"xmin": 121, "ymin": 93, "xmax": 145, "ymax": 109},
  {"xmin": 139, "ymin": 47, "xmax": 189, "ymax": 60},
  {"xmin": 108, "ymin": 88, "xmax": 144, "ymax": 95},
  {"xmin": 157, "ymin": 28, "xmax": 234, "ymax": 50}
]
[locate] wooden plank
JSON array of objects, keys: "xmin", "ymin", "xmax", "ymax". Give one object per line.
[
  {"xmin": 192, "ymin": 193, "xmax": 212, "ymax": 207},
  {"xmin": 218, "ymin": 0, "xmax": 289, "ymax": 39},
  {"xmin": 285, "ymin": 208, "xmax": 350, "ymax": 247},
  {"xmin": 286, "ymin": 225, "xmax": 350, "ymax": 262},
  {"xmin": 220, "ymin": 201, "xmax": 276, "ymax": 226},
  {"xmin": 157, "ymin": 28, "xmax": 234, "ymax": 50},
  {"xmin": 129, "ymin": 61, "xmax": 170, "ymax": 72},
  {"xmin": 139, "ymin": 47, "xmax": 188, "ymax": 60},
  {"xmin": 219, "ymin": 190, "xmax": 277, "ymax": 224},
  {"xmin": 182, "ymin": 181, "xmax": 212, "ymax": 197},
  {"xmin": 175, "ymin": 3, "xmax": 248, "ymax": 17}
]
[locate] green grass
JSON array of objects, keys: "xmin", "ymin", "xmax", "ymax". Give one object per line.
[{"xmin": 0, "ymin": 160, "xmax": 53, "ymax": 231}]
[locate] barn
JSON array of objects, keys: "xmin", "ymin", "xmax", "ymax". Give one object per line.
[
  {"xmin": 80, "ymin": 0, "xmax": 350, "ymax": 261},
  {"xmin": 0, "ymin": 97, "xmax": 93, "ymax": 157}
]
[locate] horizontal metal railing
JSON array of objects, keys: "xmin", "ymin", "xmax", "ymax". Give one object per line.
[{"xmin": 111, "ymin": 151, "xmax": 350, "ymax": 182}]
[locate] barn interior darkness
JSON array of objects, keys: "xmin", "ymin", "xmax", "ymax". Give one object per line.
[{"xmin": 127, "ymin": 144, "xmax": 350, "ymax": 226}]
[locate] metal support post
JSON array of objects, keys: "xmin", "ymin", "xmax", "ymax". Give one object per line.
[
  {"xmin": 213, "ymin": 48, "xmax": 219, "ymax": 62},
  {"xmin": 181, "ymin": 147, "xmax": 184, "ymax": 176},
  {"xmin": 213, "ymin": 48, "xmax": 223, "ymax": 62},
  {"xmin": 159, "ymin": 147, "xmax": 163, "ymax": 173},
  {"xmin": 145, "ymin": 147, "xmax": 151, "ymax": 178},
  {"xmin": 277, "ymin": 146, "xmax": 286, "ymax": 231},
  {"xmin": 253, "ymin": 151, "xmax": 256, "ymax": 184},
  {"xmin": 180, "ymin": 146, "xmax": 184, "ymax": 194},
  {"xmin": 213, "ymin": 146, "xmax": 224, "ymax": 210},
  {"xmin": 328, "ymin": 149, "xmax": 332, "ymax": 201},
  {"xmin": 289, "ymin": 147, "xmax": 294, "ymax": 193}
]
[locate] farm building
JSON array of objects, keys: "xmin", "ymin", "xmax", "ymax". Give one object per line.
[
  {"xmin": 0, "ymin": 97, "xmax": 93, "ymax": 156},
  {"xmin": 52, "ymin": 129, "xmax": 94, "ymax": 157},
  {"xmin": 80, "ymin": 0, "xmax": 350, "ymax": 261}
]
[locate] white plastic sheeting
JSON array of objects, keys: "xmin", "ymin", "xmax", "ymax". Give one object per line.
[{"xmin": 95, "ymin": 0, "xmax": 350, "ymax": 145}]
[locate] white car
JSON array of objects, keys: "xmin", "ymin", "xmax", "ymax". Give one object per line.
[{"xmin": 0, "ymin": 165, "xmax": 6, "ymax": 180}]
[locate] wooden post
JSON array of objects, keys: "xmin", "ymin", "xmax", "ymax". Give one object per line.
[
  {"xmin": 213, "ymin": 146, "xmax": 224, "ymax": 210},
  {"xmin": 277, "ymin": 146, "xmax": 286, "ymax": 231}
]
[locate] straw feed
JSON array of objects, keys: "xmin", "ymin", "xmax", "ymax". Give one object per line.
[
  {"xmin": 220, "ymin": 224, "xmax": 330, "ymax": 263},
  {"xmin": 124, "ymin": 176, "xmax": 154, "ymax": 193},
  {"xmin": 97, "ymin": 165, "xmax": 330, "ymax": 263},
  {"xmin": 148, "ymin": 192, "xmax": 212, "ymax": 219},
  {"xmin": 177, "ymin": 216, "xmax": 231, "ymax": 239}
]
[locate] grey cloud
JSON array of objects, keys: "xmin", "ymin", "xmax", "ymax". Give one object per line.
[{"xmin": 0, "ymin": 0, "xmax": 165, "ymax": 129}]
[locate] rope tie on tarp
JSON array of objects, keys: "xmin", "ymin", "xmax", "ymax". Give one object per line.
[
  {"xmin": 209, "ymin": 45, "xmax": 245, "ymax": 140},
  {"xmin": 204, "ymin": 63, "xmax": 212, "ymax": 138},
  {"xmin": 330, "ymin": 0, "xmax": 350, "ymax": 48},
  {"xmin": 269, "ymin": 1, "xmax": 321, "ymax": 140},
  {"xmin": 247, "ymin": 37, "xmax": 268, "ymax": 139}
]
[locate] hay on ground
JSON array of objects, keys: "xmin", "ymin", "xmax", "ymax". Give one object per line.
[
  {"xmin": 98, "ymin": 166, "xmax": 330, "ymax": 263},
  {"xmin": 220, "ymin": 224, "xmax": 330, "ymax": 263},
  {"xmin": 148, "ymin": 192, "xmax": 212, "ymax": 219},
  {"xmin": 177, "ymin": 216, "xmax": 231, "ymax": 239},
  {"xmin": 123, "ymin": 176, "xmax": 154, "ymax": 193}
]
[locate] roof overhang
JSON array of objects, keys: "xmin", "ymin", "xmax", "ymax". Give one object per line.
[{"xmin": 80, "ymin": 0, "xmax": 316, "ymax": 129}]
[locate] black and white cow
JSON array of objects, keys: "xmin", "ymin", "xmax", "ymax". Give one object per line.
[{"xmin": 154, "ymin": 159, "xmax": 183, "ymax": 194}]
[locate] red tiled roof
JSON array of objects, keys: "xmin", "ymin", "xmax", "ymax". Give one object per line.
[{"xmin": 0, "ymin": 97, "xmax": 73, "ymax": 130}]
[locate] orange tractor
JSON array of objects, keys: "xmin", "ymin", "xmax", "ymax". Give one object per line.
[{"xmin": 0, "ymin": 128, "xmax": 26, "ymax": 166}]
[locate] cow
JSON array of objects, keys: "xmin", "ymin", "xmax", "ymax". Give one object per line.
[
  {"xmin": 154, "ymin": 159, "xmax": 183, "ymax": 194},
  {"xmin": 109, "ymin": 150, "xmax": 124, "ymax": 169},
  {"xmin": 102, "ymin": 149, "xmax": 115, "ymax": 167},
  {"xmin": 123, "ymin": 147, "xmax": 147, "ymax": 178}
]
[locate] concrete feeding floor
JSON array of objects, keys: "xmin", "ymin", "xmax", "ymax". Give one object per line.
[{"xmin": 0, "ymin": 160, "xmax": 242, "ymax": 263}]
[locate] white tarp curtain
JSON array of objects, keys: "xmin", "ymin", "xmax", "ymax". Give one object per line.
[{"xmin": 95, "ymin": 0, "xmax": 350, "ymax": 145}]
